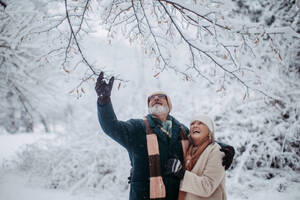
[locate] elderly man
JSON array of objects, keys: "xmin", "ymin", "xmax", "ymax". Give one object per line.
[{"xmin": 95, "ymin": 72, "xmax": 234, "ymax": 200}]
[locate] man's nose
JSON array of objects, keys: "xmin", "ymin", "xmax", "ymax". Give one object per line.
[{"xmin": 154, "ymin": 96, "xmax": 160, "ymax": 100}]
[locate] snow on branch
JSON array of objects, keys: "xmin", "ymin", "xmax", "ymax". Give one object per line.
[
  {"xmin": 64, "ymin": 0, "xmax": 96, "ymax": 74},
  {"xmin": 62, "ymin": 0, "xmax": 128, "ymax": 92},
  {"xmin": 73, "ymin": 0, "xmax": 297, "ymax": 101}
]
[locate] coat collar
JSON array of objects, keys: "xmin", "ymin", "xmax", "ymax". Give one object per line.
[{"xmin": 145, "ymin": 114, "xmax": 182, "ymax": 144}]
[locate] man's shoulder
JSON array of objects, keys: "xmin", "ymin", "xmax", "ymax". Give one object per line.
[
  {"xmin": 169, "ymin": 115, "xmax": 181, "ymax": 125},
  {"xmin": 169, "ymin": 115, "xmax": 189, "ymax": 132}
]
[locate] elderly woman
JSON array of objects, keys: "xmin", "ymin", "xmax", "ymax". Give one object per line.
[{"xmin": 165, "ymin": 115, "xmax": 226, "ymax": 200}]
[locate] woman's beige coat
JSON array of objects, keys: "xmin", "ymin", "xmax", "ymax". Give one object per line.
[{"xmin": 180, "ymin": 143, "xmax": 226, "ymax": 200}]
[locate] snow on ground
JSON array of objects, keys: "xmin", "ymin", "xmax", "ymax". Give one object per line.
[
  {"xmin": 0, "ymin": 133, "xmax": 127, "ymax": 200},
  {"xmin": 1, "ymin": 133, "xmax": 300, "ymax": 200},
  {"xmin": 0, "ymin": 133, "xmax": 56, "ymax": 162},
  {"xmin": 0, "ymin": 172, "xmax": 119, "ymax": 200},
  {"xmin": 0, "ymin": 171, "xmax": 299, "ymax": 200}
]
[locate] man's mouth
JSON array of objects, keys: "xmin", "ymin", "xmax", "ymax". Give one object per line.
[
  {"xmin": 192, "ymin": 130, "xmax": 200, "ymax": 134},
  {"xmin": 153, "ymin": 102, "xmax": 162, "ymax": 106}
]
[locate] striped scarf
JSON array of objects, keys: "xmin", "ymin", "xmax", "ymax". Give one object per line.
[{"xmin": 144, "ymin": 118, "xmax": 189, "ymax": 200}]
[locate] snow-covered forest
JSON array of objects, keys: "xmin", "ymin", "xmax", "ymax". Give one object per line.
[{"xmin": 1, "ymin": 0, "xmax": 300, "ymax": 199}]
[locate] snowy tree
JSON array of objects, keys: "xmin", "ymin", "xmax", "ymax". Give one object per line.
[
  {"xmin": 2, "ymin": 0, "xmax": 298, "ymax": 134},
  {"xmin": 0, "ymin": 0, "xmax": 78, "ymax": 133},
  {"xmin": 232, "ymin": 0, "xmax": 300, "ymax": 73},
  {"xmin": 59, "ymin": 0, "xmax": 299, "ymax": 99},
  {"xmin": 1, "ymin": 0, "xmax": 299, "ymax": 198}
]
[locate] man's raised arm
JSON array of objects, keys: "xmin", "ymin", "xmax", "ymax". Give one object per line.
[{"xmin": 95, "ymin": 72, "xmax": 137, "ymax": 149}]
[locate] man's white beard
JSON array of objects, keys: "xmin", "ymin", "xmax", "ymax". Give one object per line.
[{"xmin": 148, "ymin": 105, "xmax": 169, "ymax": 115}]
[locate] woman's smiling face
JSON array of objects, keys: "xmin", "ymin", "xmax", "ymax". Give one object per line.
[{"xmin": 190, "ymin": 120, "xmax": 210, "ymax": 145}]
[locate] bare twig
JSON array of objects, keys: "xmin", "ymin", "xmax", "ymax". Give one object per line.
[
  {"xmin": 64, "ymin": 0, "xmax": 96, "ymax": 75},
  {"xmin": 139, "ymin": 0, "xmax": 169, "ymax": 69},
  {"xmin": 75, "ymin": 0, "xmax": 91, "ymax": 36},
  {"xmin": 159, "ymin": 0, "xmax": 231, "ymax": 30},
  {"xmin": 157, "ymin": 0, "xmax": 277, "ymax": 100},
  {"xmin": 131, "ymin": 0, "xmax": 142, "ymax": 34}
]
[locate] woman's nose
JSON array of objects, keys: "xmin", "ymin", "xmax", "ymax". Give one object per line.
[{"xmin": 193, "ymin": 124, "xmax": 200, "ymax": 128}]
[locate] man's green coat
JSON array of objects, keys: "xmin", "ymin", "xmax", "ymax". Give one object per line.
[{"xmin": 97, "ymin": 102, "xmax": 189, "ymax": 200}]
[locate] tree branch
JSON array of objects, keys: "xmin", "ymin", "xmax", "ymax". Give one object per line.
[
  {"xmin": 157, "ymin": 0, "xmax": 277, "ymax": 100},
  {"xmin": 64, "ymin": 0, "xmax": 96, "ymax": 75}
]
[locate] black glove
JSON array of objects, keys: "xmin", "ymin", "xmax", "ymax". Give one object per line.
[
  {"xmin": 165, "ymin": 158, "xmax": 185, "ymax": 180},
  {"xmin": 95, "ymin": 72, "xmax": 114, "ymax": 105},
  {"xmin": 220, "ymin": 145, "xmax": 235, "ymax": 170}
]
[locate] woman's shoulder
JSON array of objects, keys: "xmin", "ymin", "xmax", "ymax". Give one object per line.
[{"xmin": 207, "ymin": 143, "xmax": 225, "ymax": 157}]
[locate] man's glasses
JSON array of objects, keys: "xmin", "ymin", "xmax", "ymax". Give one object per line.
[{"xmin": 148, "ymin": 94, "xmax": 167, "ymax": 102}]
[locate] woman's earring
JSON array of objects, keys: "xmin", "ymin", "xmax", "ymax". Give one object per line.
[{"xmin": 209, "ymin": 133, "xmax": 211, "ymax": 142}]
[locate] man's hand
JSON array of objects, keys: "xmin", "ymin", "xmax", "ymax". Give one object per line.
[
  {"xmin": 165, "ymin": 158, "xmax": 185, "ymax": 180},
  {"xmin": 95, "ymin": 72, "xmax": 114, "ymax": 105},
  {"xmin": 220, "ymin": 145, "xmax": 235, "ymax": 170}
]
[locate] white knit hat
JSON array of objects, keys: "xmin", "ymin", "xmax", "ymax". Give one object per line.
[
  {"xmin": 190, "ymin": 115, "xmax": 215, "ymax": 143},
  {"xmin": 147, "ymin": 91, "xmax": 172, "ymax": 112}
]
